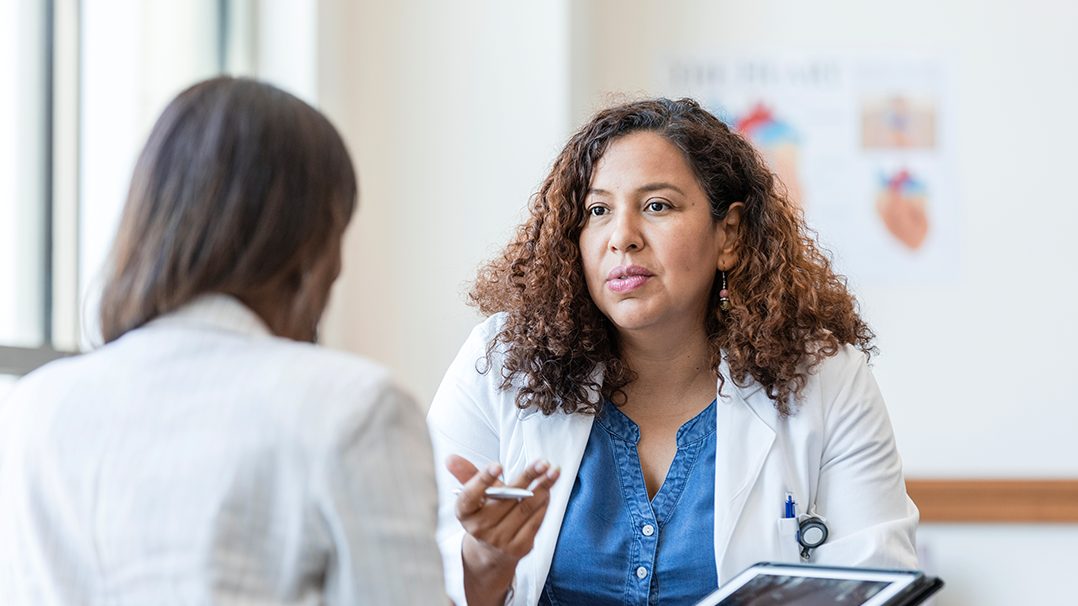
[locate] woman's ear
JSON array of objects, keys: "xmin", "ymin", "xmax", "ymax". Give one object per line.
[{"xmin": 716, "ymin": 202, "xmax": 744, "ymax": 271}]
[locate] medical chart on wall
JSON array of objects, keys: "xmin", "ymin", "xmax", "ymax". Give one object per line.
[{"xmin": 663, "ymin": 54, "xmax": 958, "ymax": 285}]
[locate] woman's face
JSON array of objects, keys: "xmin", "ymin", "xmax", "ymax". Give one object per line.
[{"xmin": 578, "ymin": 131, "xmax": 736, "ymax": 336}]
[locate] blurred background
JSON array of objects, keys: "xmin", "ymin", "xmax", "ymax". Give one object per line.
[{"xmin": 2, "ymin": 1, "xmax": 1075, "ymax": 604}]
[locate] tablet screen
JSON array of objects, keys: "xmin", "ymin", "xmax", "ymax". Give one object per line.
[{"xmin": 695, "ymin": 563, "xmax": 920, "ymax": 606}]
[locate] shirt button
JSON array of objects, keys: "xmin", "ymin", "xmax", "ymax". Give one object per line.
[
  {"xmin": 641, "ymin": 524, "xmax": 655, "ymax": 537},
  {"xmin": 636, "ymin": 566, "xmax": 648, "ymax": 579}
]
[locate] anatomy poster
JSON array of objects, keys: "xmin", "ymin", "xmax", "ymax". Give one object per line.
[{"xmin": 664, "ymin": 53, "xmax": 958, "ymax": 284}]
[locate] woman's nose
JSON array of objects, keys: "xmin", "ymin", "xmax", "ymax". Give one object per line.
[{"xmin": 609, "ymin": 212, "xmax": 643, "ymax": 252}]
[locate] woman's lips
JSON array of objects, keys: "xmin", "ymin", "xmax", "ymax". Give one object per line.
[
  {"xmin": 607, "ymin": 275, "xmax": 650, "ymax": 293},
  {"xmin": 606, "ymin": 265, "xmax": 653, "ymax": 293}
]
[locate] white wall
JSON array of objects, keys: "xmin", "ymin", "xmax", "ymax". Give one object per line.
[
  {"xmin": 316, "ymin": 0, "xmax": 573, "ymax": 403},
  {"xmin": 917, "ymin": 523, "xmax": 1075, "ymax": 605}
]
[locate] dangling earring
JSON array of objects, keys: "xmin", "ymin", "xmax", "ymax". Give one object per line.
[{"xmin": 719, "ymin": 270, "xmax": 731, "ymax": 312}]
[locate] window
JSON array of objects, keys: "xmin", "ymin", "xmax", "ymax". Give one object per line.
[
  {"xmin": 79, "ymin": 0, "xmax": 230, "ymax": 345},
  {"xmin": 1, "ymin": 1, "xmax": 255, "ymax": 383},
  {"xmin": 0, "ymin": 0, "xmax": 48, "ymax": 350}
]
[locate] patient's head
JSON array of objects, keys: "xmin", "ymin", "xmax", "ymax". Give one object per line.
[{"xmin": 99, "ymin": 76, "xmax": 357, "ymax": 343}]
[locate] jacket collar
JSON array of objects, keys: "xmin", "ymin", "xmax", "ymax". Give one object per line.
[
  {"xmin": 515, "ymin": 363, "xmax": 602, "ymax": 605},
  {"xmin": 147, "ymin": 293, "xmax": 272, "ymax": 339},
  {"xmin": 712, "ymin": 367, "xmax": 775, "ymax": 580}
]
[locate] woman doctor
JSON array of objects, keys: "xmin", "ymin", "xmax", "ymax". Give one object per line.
[{"xmin": 427, "ymin": 98, "xmax": 918, "ymax": 606}]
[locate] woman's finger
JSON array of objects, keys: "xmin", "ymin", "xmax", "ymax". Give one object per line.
[
  {"xmin": 506, "ymin": 459, "xmax": 550, "ymax": 489},
  {"xmin": 497, "ymin": 466, "xmax": 560, "ymax": 547},
  {"xmin": 454, "ymin": 458, "xmax": 561, "ymax": 560},
  {"xmin": 507, "ymin": 469, "xmax": 561, "ymax": 555},
  {"xmin": 453, "ymin": 460, "xmax": 503, "ymax": 519},
  {"xmin": 445, "ymin": 454, "xmax": 479, "ymax": 485},
  {"xmin": 464, "ymin": 458, "xmax": 551, "ymax": 531},
  {"xmin": 507, "ymin": 496, "xmax": 553, "ymax": 556}
]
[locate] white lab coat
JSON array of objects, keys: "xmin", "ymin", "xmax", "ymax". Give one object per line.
[{"xmin": 428, "ymin": 314, "xmax": 918, "ymax": 606}]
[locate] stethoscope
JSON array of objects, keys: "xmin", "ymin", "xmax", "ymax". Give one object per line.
[
  {"xmin": 797, "ymin": 514, "xmax": 829, "ymax": 559},
  {"xmin": 786, "ymin": 493, "xmax": 829, "ymax": 559}
]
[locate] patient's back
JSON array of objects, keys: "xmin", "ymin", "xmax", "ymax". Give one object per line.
[{"xmin": 0, "ymin": 295, "xmax": 445, "ymax": 605}]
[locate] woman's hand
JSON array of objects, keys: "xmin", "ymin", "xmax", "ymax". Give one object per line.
[{"xmin": 446, "ymin": 455, "xmax": 560, "ymax": 605}]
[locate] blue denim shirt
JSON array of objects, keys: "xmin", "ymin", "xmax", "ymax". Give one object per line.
[{"xmin": 539, "ymin": 400, "xmax": 717, "ymax": 606}]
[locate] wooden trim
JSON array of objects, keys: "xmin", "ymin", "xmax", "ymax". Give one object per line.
[{"xmin": 906, "ymin": 479, "xmax": 1078, "ymax": 523}]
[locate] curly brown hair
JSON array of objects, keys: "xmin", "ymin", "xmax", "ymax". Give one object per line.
[{"xmin": 471, "ymin": 98, "xmax": 875, "ymax": 416}]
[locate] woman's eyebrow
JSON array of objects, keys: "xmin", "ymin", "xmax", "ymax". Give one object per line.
[
  {"xmin": 586, "ymin": 182, "xmax": 686, "ymax": 196},
  {"xmin": 637, "ymin": 182, "xmax": 685, "ymax": 195}
]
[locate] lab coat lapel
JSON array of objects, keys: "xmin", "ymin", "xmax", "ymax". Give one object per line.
[
  {"xmin": 515, "ymin": 369, "xmax": 600, "ymax": 605},
  {"xmin": 713, "ymin": 380, "xmax": 775, "ymax": 581}
]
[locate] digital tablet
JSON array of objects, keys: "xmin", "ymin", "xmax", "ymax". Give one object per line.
[{"xmin": 695, "ymin": 562, "xmax": 941, "ymax": 606}]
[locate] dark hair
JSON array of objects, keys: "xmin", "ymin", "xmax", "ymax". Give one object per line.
[
  {"xmin": 471, "ymin": 97, "xmax": 875, "ymax": 416},
  {"xmin": 99, "ymin": 76, "xmax": 357, "ymax": 343}
]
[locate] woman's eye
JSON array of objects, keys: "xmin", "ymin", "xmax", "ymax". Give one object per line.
[
  {"xmin": 646, "ymin": 201, "xmax": 669, "ymax": 212},
  {"xmin": 588, "ymin": 206, "xmax": 607, "ymax": 217}
]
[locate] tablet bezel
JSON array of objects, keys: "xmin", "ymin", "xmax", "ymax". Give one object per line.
[{"xmin": 695, "ymin": 562, "xmax": 922, "ymax": 606}]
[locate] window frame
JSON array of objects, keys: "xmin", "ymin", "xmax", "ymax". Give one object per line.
[{"xmin": 2, "ymin": 0, "xmax": 77, "ymax": 378}]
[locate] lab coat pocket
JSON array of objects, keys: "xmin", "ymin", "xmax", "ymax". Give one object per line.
[{"xmin": 776, "ymin": 517, "xmax": 801, "ymax": 563}]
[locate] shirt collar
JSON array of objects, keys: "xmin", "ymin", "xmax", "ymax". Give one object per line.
[
  {"xmin": 147, "ymin": 293, "xmax": 273, "ymax": 339},
  {"xmin": 597, "ymin": 398, "xmax": 717, "ymax": 447}
]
